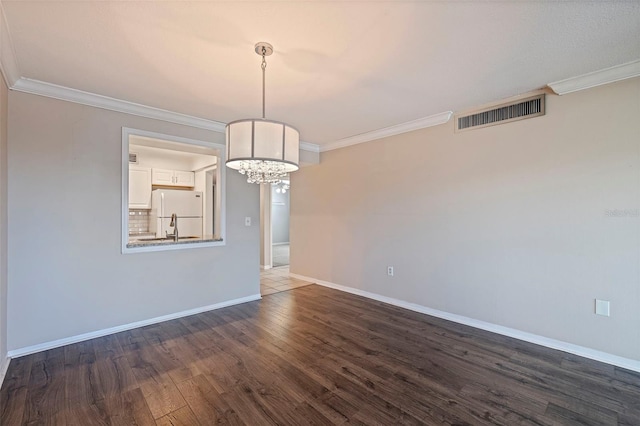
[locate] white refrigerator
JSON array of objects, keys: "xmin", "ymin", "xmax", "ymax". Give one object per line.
[{"xmin": 150, "ymin": 189, "xmax": 203, "ymax": 238}]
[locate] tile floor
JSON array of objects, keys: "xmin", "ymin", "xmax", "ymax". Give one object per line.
[{"xmin": 260, "ymin": 266, "xmax": 311, "ymax": 295}]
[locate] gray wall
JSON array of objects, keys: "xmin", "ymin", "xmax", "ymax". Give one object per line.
[
  {"xmin": 7, "ymin": 91, "xmax": 260, "ymax": 351},
  {"xmin": 290, "ymin": 77, "xmax": 640, "ymax": 361},
  {"xmin": 0, "ymin": 76, "xmax": 7, "ymax": 368},
  {"xmin": 271, "ymin": 185, "xmax": 290, "ymax": 244},
  {"xmin": 300, "ymin": 148, "xmax": 320, "ymax": 167}
]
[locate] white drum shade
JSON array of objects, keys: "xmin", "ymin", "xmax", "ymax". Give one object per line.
[{"xmin": 226, "ymin": 119, "xmax": 299, "ymax": 172}]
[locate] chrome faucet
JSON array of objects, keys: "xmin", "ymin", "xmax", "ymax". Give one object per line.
[{"xmin": 166, "ymin": 213, "xmax": 179, "ymax": 241}]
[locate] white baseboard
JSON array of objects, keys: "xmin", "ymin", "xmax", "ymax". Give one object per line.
[
  {"xmin": 289, "ymin": 273, "xmax": 640, "ymax": 373},
  {"xmin": 272, "ymin": 242, "xmax": 289, "ymax": 246},
  {"xmin": 260, "ymin": 265, "xmax": 272, "ymax": 270},
  {"xmin": 0, "ymin": 354, "xmax": 10, "ymax": 390},
  {"xmin": 7, "ymin": 294, "xmax": 262, "ymax": 359}
]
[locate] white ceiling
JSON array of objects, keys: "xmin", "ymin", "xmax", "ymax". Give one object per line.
[
  {"xmin": 130, "ymin": 135, "xmax": 220, "ymax": 156},
  {"xmin": 130, "ymin": 142, "xmax": 217, "ymax": 172},
  {"xmin": 2, "ymin": 1, "xmax": 639, "ymax": 147}
]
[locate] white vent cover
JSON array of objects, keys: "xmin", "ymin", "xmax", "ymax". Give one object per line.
[
  {"xmin": 129, "ymin": 152, "xmax": 138, "ymax": 164},
  {"xmin": 455, "ymin": 93, "xmax": 545, "ymax": 132}
]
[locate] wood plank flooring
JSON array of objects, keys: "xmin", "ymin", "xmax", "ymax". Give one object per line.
[{"xmin": 1, "ymin": 284, "xmax": 639, "ymax": 425}]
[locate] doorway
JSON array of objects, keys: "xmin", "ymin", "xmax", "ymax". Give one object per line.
[
  {"xmin": 271, "ymin": 181, "xmax": 290, "ymax": 267},
  {"xmin": 259, "ymin": 180, "xmax": 290, "ymax": 270}
]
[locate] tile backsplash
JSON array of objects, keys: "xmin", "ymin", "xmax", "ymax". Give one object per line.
[{"xmin": 129, "ymin": 209, "xmax": 151, "ymax": 235}]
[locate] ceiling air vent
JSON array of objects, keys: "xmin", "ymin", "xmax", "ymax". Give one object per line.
[
  {"xmin": 129, "ymin": 152, "xmax": 138, "ymax": 164},
  {"xmin": 455, "ymin": 93, "xmax": 545, "ymax": 132}
]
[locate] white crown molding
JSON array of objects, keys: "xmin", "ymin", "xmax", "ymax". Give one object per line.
[
  {"xmin": 300, "ymin": 141, "xmax": 320, "ymax": 153},
  {"xmin": 13, "ymin": 77, "xmax": 227, "ymax": 131},
  {"xmin": 7, "ymin": 293, "xmax": 261, "ymax": 359},
  {"xmin": 320, "ymin": 111, "xmax": 453, "ymax": 153},
  {"xmin": 0, "ymin": 2, "xmax": 20, "ymax": 87},
  {"xmin": 548, "ymin": 60, "xmax": 640, "ymax": 95},
  {"xmin": 10, "ymin": 77, "xmax": 322, "ymax": 152},
  {"xmin": 290, "ymin": 273, "xmax": 640, "ymax": 373}
]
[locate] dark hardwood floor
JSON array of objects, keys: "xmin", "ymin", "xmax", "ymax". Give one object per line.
[{"xmin": 1, "ymin": 284, "xmax": 639, "ymax": 425}]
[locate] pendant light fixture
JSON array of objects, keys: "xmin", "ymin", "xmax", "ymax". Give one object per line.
[{"xmin": 225, "ymin": 42, "xmax": 300, "ymax": 184}]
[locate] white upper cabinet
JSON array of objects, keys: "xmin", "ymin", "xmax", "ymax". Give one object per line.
[
  {"xmin": 152, "ymin": 168, "xmax": 195, "ymax": 187},
  {"xmin": 175, "ymin": 170, "xmax": 195, "ymax": 187},
  {"xmin": 129, "ymin": 165, "xmax": 152, "ymax": 209},
  {"xmin": 151, "ymin": 168, "xmax": 175, "ymax": 186}
]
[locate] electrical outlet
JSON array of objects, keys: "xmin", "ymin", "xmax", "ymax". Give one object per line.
[
  {"xmin": 387, "ymin": 266, "xmax": 394, "ymax": 277},
  {"xmin": 245, "ymin": 217, "xmax": 251, "ymax": 226}
]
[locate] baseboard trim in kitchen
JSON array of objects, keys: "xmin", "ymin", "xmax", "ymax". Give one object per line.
[
  {"xmin": 289, "ymin": 273, "xmax": 640, "ymax": 373},
  {"xmin": 6, "ymin": 294, "xmax": 262, "ymax": 360}
]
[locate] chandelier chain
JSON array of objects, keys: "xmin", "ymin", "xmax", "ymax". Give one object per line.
[{"xmin": 261, "ymin": 48, "xmax": 267, "ymax": 119}]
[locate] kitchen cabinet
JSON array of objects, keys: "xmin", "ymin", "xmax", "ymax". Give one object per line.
[
  {"xmin": 175, "ymin": 170, "xmax": 195, "ymax": 186},
  {"xmin": 151, "ymin": 168, "xmax": 174, "ymax": 185},
  {"xmin": 129, "ymin": 165, "xmax": 152, "ymax": 209},
  {"xmin": 152, "ymin": 168, "xmax": 195, "ymax": 187}
]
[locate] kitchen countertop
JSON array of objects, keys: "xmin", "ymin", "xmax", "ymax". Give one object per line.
[{"xmin": 127, "ymin": 235, "xmax": 222, "ymax": 248}]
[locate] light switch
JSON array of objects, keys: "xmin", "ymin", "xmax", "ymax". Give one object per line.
[
  {"xmin": 595, "ymin": 299, "xmax": 610, "ymax": 316},
  {"xmin": 245, "ymin": 217, "xmax": 251, "ymax": 227}
]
